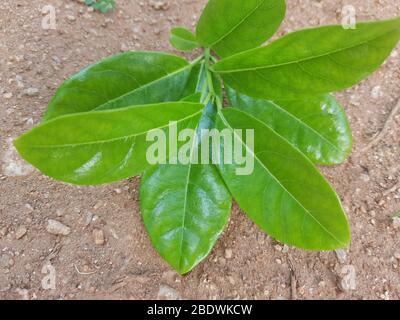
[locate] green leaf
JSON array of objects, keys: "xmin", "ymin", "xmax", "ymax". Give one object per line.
[
  {"xmin": 170, "ymin": 27, "xmax": 200, "ymax": 51},
  {"xmin": 196, "ymin": 0, "xmax": 286, "ymax": 57},
  {"xmin": 14, "ymin": 102, "xmax": 204, "ymax": 185},
  {"xmin": 140, "ymin": 63, "xmax": 230, "ymax": 274},
  {"xmin": 181, "ymin": 93, "xmax": 202, "ymax": 103},
  {"xmin": 215, "ymin": 108, "xmax": 350, "ymax": 250},
  {"xmin": 213, "ymin": 18, "xmax": 400, "ymax": 99},
  {"xmin": 226, "ymin": 87, "xmax": 352, "ymax": 165},
  {"xmin": 140, "ymin": 159, "xmax": 232, "ymax": 274},
  {"xmin": 44, "ymin": 52, "xmax": 196, "ymax": 120}
]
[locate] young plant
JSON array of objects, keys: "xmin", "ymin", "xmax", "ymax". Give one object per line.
[
  {"xmin": 84, "ymin": 0, "xmax": 116, "ymax": 13},
  {"xmin": 14, "ymin": 0, "xmax": 400, "ymax": 274}
]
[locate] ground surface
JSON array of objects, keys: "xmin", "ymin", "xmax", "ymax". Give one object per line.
[{"xmin": 0, "ymin": 0, "xmax": 399, "ymax": 300}]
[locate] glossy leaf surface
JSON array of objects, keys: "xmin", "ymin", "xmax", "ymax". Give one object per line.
[
  {"xmin": 15, "ymin": 102, "xmax": 204, "ymax": 185},
  {"xmin": 213, "ymin": 18, "xmax": 400, "ymax": 99},
  {"xmin": 226, "ymin": 87, "xmax": 352, "ymax": 164},
  {"xmin": 44, "ymin": 52, "xmax": 194, "ymax": 120},
  {"xmin": 196, "ymin": 0, "xmax": 286, "ymax": 57},
  {"xmin": 140, "ymin": 66, "xmax": 231, "ymax": 274},
  {"xmin": 170, "ymin": 27, "xmax": 199, "ymax": 51},
  {"xmin": 141, "ymin": 160, "xmax": 231, "ymax": 274},
  {"xmin": 216, "ymin": 108, "xmax": 350, "ymax": 250}
]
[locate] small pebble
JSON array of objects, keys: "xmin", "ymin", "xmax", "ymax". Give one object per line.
[
  {"xmin": 371, "ymin": 85, "xmax": 383, "ymax": 99},
  {"xmin": 93, "ymin": 229, "xmax": 105, "ymax": 245},
  {"xmin": 46, "ymin": 219, "xmax": 71, "ymax": 236},
  {"xmin": 157, "ymin": 285, "xmax": 181, "ymax": 300},
  {"xmin": 15, "ymin": 226, "xmax": 27, "ymax": 240},
  {"xmin": 224, "ymin": 248, "xmax": 233, "ymax": 259},
  {"xmin": 23, "ymin": 87, "xmax": 39, "ymax": 96},
  {"xmin": 66, "ymin": 15, "xmax": 76, "ymax": 22},
  {"xmin": 335, "ymin": 249, "xmax": 347, "ymax": 264}
]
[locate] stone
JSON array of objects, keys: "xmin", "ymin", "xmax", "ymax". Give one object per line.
[
  {"xmin": 66, "ymin": 15, "xmax": 76, "ymax": 22},
  {"xmin": 371, "ymin": 85, "xmax": 383, "ymax": 99},
  {"xmin": 335, "ymin": 249, "xmax": 347, "ymax": 264},
  {"xmin": 2, "ymin": 138, "xmax": 34, "ymax": 177},
  {"xmin": 93, "ymin": 229, "xmax": 105, "ymax": 245},
  {"xmin": 150, "ymin": 1, "xmax": 170, "ymax": 11},
  {"xmin": 15, "ymin": 226, "xmax": 27, "ymax": 240},
  {"xmin": 0, "ymin": 254, "xmax": 14, "ymax": 268},
  {"xmin": 46, "ymin": 219, "xmax": 71, "ymax": 236},
  {"xmin": 23, "ymin": 87, "xmax": 39, "ymax": 96},
  {"xmin": 224, "ymin": 248, "xmax": 233, "ymax": 259},
  {"xmin": 339, "ymin": 265, "xmax": 357, "ymax": 291},
  {"xmin": 0, "ymin": 227, "xmax": 8, "ymax": 238},
  {"xmin": 157, "ymin": 285, "xmax": 181, "ymax": 300}
]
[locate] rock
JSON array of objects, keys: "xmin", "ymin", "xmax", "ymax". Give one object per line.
[
  {"xmin": 339, "ymin": 265, "xmax": 357, "ymax": 292},
  {"xmin": 335, "ymin": 249, "xmax": 347, "ymax": 264},
  {"xmin": 2, "ymin": 138, "xmax": 34, "ymax": 177},
  {"xmin": 16, "ymin": 75, "xmax": 24, "ymax": 88},
  {"xmin": 46, "ymin": 219, "xmax": 71, "ymax": 236},
  {"xmin": 84, "ymin": 211, "xmax": 94, "ymax": 227},
  {"xmin": 371, "ymin": 85, "xmax": 383, "ymax": 99},
  {"xmin": 0, "ymin": 254, "xmax": 14, "ymax": 268},
  {"xmin": 15, "ymin": 226, "xmax": 27, "ymax": 240},
  {"xmin": 282, "ymin": 245, "xmax": 289, "ymax": 253},
  {"xmin": 66, "ymin": 15, "xmax": 76, "ymax": 22},
  {"xmin": 93, "ymin": 229, "xmax": 105, "ymax": 245},
  {"xmin": 157, "ymin": 285, "xmax": 181, "ymax": 300},
  {"xmin": 224, "ymin": 248, "xmax": 233, "ymax": 259},
  {"xmin": 3, "ymin": 92, "xmax": 13, "ymax": 99},
  {"xmin": 150, "ymin": 0, "xmax": 170, "ymax": 11},
  {"xmin": 0, "ymin": 227, "xmax": 8, "ymax": 238},
  {"xmin": 23, "ymin": 87, "xmax": 39, "ymax": 96}
]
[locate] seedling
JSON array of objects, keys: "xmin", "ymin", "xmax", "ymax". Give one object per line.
[
  {"xmin": 15, "ymin": 0, "xmax": 400, "ymax": 274},
  {"xmin": 84, "ymin": 0, "xmax": 116, "ymax": 13}
]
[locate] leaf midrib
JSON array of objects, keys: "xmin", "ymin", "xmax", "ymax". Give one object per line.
[
  {"xmin": 18, "ymin": 110, "xmax": 203, "ymax": 150},
  {"xmin": 267, "ymin": 100, "xmax": 342, "ymax": 153},
  {"xmin": 219, "ymin": 110, "xmax": 345, "ymax": 246},
  {"xmin": 214, "ymin": 29, "xmax": 397, "ymax": 73},
  {"xmin": 177, "ymin": 122, "xmax": 201, "ymax": 272},
  {"xmin": 206, "ymin": 0, "xmax": 274, "ymax": 48},
  {"xmin": 93, "ymin": 62, "xmax": 195, "ymax": 111}
]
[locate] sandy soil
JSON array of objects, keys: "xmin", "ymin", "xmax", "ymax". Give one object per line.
[{"xmin": 0, "ymin": 0, "xmax": 399, "ymax": 300}]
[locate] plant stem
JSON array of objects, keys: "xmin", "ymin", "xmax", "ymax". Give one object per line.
[{"xmin": 201, "ymin": 49, "xmax": 223, "ymax": 112}]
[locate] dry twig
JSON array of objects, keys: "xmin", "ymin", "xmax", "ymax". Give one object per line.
[
  {"xmin": 362, "ymin": 98, "xmax": 400, "ymax": 153},
  {"xmin": 288, "ymin": 257, "xmax": 297, "ymax": 300}
]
